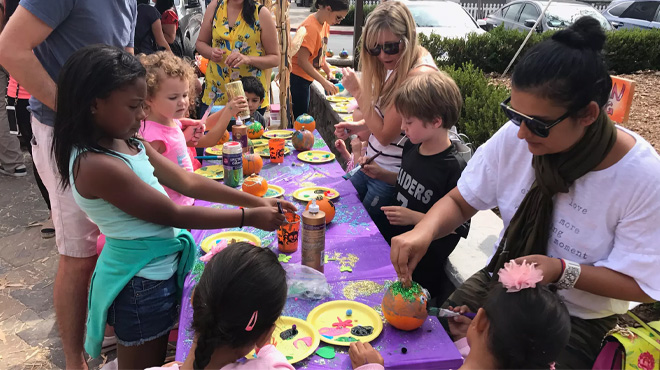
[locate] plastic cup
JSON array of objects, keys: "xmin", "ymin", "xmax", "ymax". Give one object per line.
[
  {"xmin": 269, "ymin": 138, "xmax": 285, "ymax": 164},
  {"xmin": 278, "ymin": 213, "xmax": 301, "ymax": 253}
]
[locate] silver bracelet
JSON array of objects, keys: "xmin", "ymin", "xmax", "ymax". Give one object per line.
[{"xmin": 556, "ymin": 259, "xmax": 581, "ymax": 290}]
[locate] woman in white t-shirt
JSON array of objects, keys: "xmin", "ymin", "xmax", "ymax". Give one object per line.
[
  {"xmin": 391, "ymin": 17, "xmax": 660, "ymax": 369},
  {"xmin": 333, "ymin": 1, "xmax": 437, "ymax": 236}
]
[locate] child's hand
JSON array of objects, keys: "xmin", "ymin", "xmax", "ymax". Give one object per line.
[
  {"xmin": 321, "ymin": 79, "xmax": 339, "ymax": 96},
  {"xmin": 381, "ymin": 206, "xmax": 422, "ymax": 226},
  {"xmin": 245, "ymin": 207, "xmax": 286, "ymax": 231},
  {"xmin": 447, "ymin": 305, "xmax": 472, "ymax": 341},
  {"xmin": 262, "ymin": 198, "xmax": 298, "ymax": 213},
  {"xmin": 227, "ymin": 96, "xmax": 248, "ymax": 115},
  {"xmin": 340, "ymin": 68, "xmax": 361, "ymax": 97},
  {"xmin": 210, "ymin": 48, "xmax": 225, "ymax": 63},
  {"xmin": 181, "ymin": 119, "xmax": 204, "ymax": 146},
  {"xmin": 334, "ymin": 122, "xmax": 354, "ymax": 140},
  {"xmin": 349, "ymin": 342, "xmax": 384, "ymax": 369}
]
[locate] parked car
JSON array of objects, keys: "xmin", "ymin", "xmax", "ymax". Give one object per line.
[
  {"xmin": 485, "ymin": 0, "xmax": 613, "ymax": 32},
  {"xmin": 602, "ymin": 0, "xmax": 660, "ymax": 29},
  {"xmin": 173, "ymin": 0, "xmax": 204, "ymax": 58},
  {"xmin": 402, "ymin": 1, "xmax": 488, "ymax": 39}
]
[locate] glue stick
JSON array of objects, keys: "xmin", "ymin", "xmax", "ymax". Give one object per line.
[{"xmin": 301, "ymin": 198, "xmax": 326, "ymax": 272}]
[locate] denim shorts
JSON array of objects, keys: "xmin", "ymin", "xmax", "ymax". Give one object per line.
[{"xmin": 107, "ymin": 274, "xmax": 178, "ymax": 346}]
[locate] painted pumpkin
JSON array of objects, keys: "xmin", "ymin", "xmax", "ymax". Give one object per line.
[
  {"xmin": 381, "ymin": 281, "xmax": 428, "ymax": 331},
  {"xmin": 292, "ymin": 128, "xmax": 315, "ymax": 152},
  {"xmin": 339, "ymin": 49, "xmax": 349, "ymax": 59},
  {"xmin": 326, "ymin": 50, "xmax": 334, "ymax": 58},
  {"xmin": 247, "ymin": 121, "xmax": 264, "ymax": 139},
  {"xmin": 243, "ymin": 151, "xmax": 263, "ymax": 176},
  {"xmin": 306, "ymin": 195, "xmax": 335, "ymax": 224},
  {"xmin": 216, "ymin": 130, "xmax": 230, "ymax": 146},
  {"xmin": 242, "ymin": 174, "xmax": 268, "ymax": 197},
  {"xmin": 294, "ymin": 114, "xmax": 316, "ymax": 132}
]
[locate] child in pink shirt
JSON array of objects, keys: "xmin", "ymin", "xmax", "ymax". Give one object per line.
[{"xmin": 139, "ymin": 52, "xmax": 248, "ymax": 205}]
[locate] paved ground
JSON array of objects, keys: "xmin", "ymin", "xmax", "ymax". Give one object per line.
[{"xmin": 0, "ymin": 152, "xmax": 112, "ymax": 370}]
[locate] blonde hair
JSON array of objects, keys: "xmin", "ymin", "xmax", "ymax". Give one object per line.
[
  {"xmin": 138, "ymin": 51, "xmax": 196, "ymax": 107},
  {"xmin": 394, "ymin": 72, "xmax": 462, "ymax": 129},
  {"xmin": 359, "ymin": 1, "xmax": 423, "ymax": 109}
]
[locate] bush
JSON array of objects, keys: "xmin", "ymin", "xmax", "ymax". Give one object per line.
[
  {"xmin": 339, "ymin": 4, "xmax": 377, "ymax": 27},
  {"xmin": 441, "ymin": 63, "xmax": 510, "ymax": 149},
  {"xmin": 420, "ymin": 26, "xmax": 660, "ymax": 74}
]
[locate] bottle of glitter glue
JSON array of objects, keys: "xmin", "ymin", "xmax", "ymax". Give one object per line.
[
  {"xmin": 301, "ymin": 198, "xmax": 326, "ymax": 273},
  {"xmin": 222, "ymin": 141, "xmax": 242, "ymax": 187}
]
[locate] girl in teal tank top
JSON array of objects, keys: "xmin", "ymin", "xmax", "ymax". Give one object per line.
[{"xmin": 51, "ymin": 45, "xmax": 297, "ymax": 369}]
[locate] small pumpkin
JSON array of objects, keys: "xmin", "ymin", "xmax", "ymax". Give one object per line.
[
  {"xmin": 381, "ymin": 281, "xmax": 428, "ymax": 331},
  {"xmin": 247, "ymin": 121, "xmax": 264, "ymax": 139},
  {"xmin": 242, "ymin": 174, "xmax": 268, "ymax": 197},
  {"xmin": 217, "ymin": 130, "xmax": 230, "ymax": 146},
  {"xmin": 292, "ymin": 128, "xmax": 315, "ymax": 152},
  {"xmin": 243, "ymin": 151, "xmax": 263, "ymax": 176},
  {"xmin": 326, "ymin": 49, "xmax": 334, "ymax": 58},
  {"xmin": 294, "ymin": 114, "xmax": 316, "ymax": 132},
  {"xmin": 306, "ymin": 195, "xmax": 335, "ymax": 224},
  {"xmin": 339, "ymin": 48, "xmax": 349, "ymax": 59}
]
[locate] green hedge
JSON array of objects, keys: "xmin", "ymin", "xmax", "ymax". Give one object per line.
[
  {"xmin": 441, "ymin": 63, "xmax": 510, "ymax": 149},
  {"xmin": 420, "ymin": 26, "xmax": 660, "ymax": 74}
]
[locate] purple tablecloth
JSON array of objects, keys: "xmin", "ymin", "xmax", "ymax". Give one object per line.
[{"xmin": 175, "ymin": 131, "xmax": 463, "ymax": 369}]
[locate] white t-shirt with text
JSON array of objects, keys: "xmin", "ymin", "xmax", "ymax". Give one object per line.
[{"xmin": 457, "ymin": 122, "xmax": 660, "ymax": 319}]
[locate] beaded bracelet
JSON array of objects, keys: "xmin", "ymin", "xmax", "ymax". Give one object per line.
[{"xmin": 556, "ymin": 259, "xmax": 581, "ymax": 290}]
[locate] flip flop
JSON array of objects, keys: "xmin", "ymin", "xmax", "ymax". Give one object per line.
[{"xmin": 40, "ymin": 227, "xmax": 55, "ymax": 239}]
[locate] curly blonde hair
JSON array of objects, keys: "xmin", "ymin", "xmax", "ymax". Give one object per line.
[{"xmin": 138, "ymin": 51, "xmax": 196, "ymax": 109}]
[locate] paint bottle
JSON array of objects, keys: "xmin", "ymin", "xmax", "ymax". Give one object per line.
[
  {"xmin": 301, "ymin": 198, "xmax": 326, "ymax": 273},
  {"xmin": 232, "ymin": 117, "xmax": 249, "ymax": 153},
  {"xmin": 222, "ymin": 141, "xmax": 242, "ymax": 187}
]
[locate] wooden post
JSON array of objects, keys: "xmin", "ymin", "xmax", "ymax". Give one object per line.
[
  {"xmin": 275, "ymin": 0, "xmax": 291, "ymax": 128},
  {"xmin": 353, "ymin": 0, "xmax": 364, "ymax": 70}
]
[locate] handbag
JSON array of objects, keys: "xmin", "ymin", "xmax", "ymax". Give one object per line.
[
  {"xmin": 449, "ymin": 126, "xmax": 473, "ymax": 163},
  {"xmin": 593, "ymin": 311, "xmax": 660, "ymax": 370}
]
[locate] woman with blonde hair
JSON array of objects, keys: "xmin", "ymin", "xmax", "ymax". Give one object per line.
[{"xmin": 335, "ymin": 1, "xmax": 437, "ymax": 237}]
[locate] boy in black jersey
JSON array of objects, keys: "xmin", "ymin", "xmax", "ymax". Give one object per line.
[{"xmin": 362, "ymin": 72, "xmax": 470, "ymax": 301}]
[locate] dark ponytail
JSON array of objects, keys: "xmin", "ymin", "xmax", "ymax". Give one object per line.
[
  {"xmin": 314, "ymin": 0, "xmax": 350, "ymax": 12},
  {"xmin": 512, "ymin": 16, "xmax": 612, "ymax": 113},
  {"xmin": 191, "ymin": 243, "xmax": 287, "ymax": 369},
  {"xmin": 484, "ymin": 283, "xmax": 571, "ymax": 369}
]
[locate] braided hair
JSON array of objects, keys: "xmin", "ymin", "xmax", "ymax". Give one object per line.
[{"xmin": 191, "ymin": 243, "xmax": 287, "ymax": 369}]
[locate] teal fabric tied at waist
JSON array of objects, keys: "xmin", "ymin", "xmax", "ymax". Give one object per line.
[{"xmin": 84, "ymin": 230, "xmax": 197, "ymax": 357}]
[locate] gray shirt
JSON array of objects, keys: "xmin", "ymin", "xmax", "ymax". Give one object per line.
[{"xmin": 21, "ymin": 0, "xmax": 137, "ymax": 127}]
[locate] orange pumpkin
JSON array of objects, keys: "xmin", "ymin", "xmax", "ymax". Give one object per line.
[
  {"xmin": 247, "ymin": 121, "xmax": 264, "ymax": 139},
  {"xmin": 217, "ymin": 130, "xmax": 230, "ymax": 146},
  {"xmin": 306, "ymin": 195, "xmax": 335, "ymax": 224},
  {"xmin": 242, "ymin": 174, "xmax": 268, "ymax": 197},
  {"xmin": 243, "ymin": 152, "xmax": 263, "ymax": 176},
  {"xmin": 292, "ymin": 128, "xmax": 315, "ymax": 152},
  {"xmin": 381, "ymin": 281, "xmax": 428, "ymax": 331},
  {"xmin": 294, "ymin": 114, "xmax": 316, "ymax": 132}
]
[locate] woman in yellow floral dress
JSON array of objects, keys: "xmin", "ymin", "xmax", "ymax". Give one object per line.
[{"xmin": 196, "ymin": 0, "xmax": 279, "ymax": 115}]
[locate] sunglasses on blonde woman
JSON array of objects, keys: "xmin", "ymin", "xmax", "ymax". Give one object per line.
[{"xmin": 365, "ymin": 40, "xmax": 402, "ymax": 56}]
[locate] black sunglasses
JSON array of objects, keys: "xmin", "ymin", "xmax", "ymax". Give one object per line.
[
  {"xmin": 500, "ymin": 97, "xmax": 572, "ymax": 138},
  {"xmin": 365, "ymin": 40, "xmax": 402, "ymax": 56}
]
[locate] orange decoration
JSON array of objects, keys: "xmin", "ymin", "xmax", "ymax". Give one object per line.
[
  {"xmin": 294, "ymin": 114, "xmax": 316, "ymax": 132},
  {"xmin": 381, "ymin": 282, "xmax": 428, "ymax": 331},
  {"xmin": 242, "ymin": 174, "xmax": 268, "ymax": 197},
  {"xmin": 217, "ymin": 130, "xmax": 230, "ymax": 146},
  {"xmin": 243, "ymin": 152, "xmax": 263, "ymax": 176},
  {"xmin": 199, "ymin": 57, "xmax": 209, "ymax": 75},
  {"xmin": 306, "ymin": 195, "xmax": 335, "ymax": 224}
]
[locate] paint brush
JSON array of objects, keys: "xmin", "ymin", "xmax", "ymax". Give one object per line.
[
  {"xmin": 428, "ymin": 307, "xmax": 476, "ymax": 320},
  {"xmin": 277, "ymin": 201, "xmax": 284, "ymax": 214},
  {"xmin": 194, "ymin": 155, "xmax": 222, "ymax": 160},
  {"xmin": 342, "ymin": 135, "xmax": 407, "ymax": 180}
]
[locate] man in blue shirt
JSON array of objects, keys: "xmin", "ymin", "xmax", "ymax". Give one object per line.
[{"xmin": 0, "ymin": 1, "xmax": 136, "ymax": 368}]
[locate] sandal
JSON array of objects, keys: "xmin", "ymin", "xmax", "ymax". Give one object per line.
[{"xmin": 40, "ymin": 227, "xmax": 55, "ymax": 239}]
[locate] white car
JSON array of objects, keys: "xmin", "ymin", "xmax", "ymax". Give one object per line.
[{"xmin": 402, "ymin": 1, "xmax": 488, "ymax": 39}]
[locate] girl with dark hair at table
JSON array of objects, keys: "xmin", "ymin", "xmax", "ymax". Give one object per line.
[
  {"xmin": 390, "ymin": 17, "xmax": 660, "ymax": 369},
  {"xmin": 51, "ymin": 44, "xmax": 295, "ymax": 368},
  {"xmin": 290, "ymin": 0, "xmax": 349, "ymax": 118}
]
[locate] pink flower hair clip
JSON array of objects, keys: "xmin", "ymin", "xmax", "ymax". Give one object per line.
[
  {"xmin": 199, "ymin": 240, "xmax": 229, "ymax": 263},
  {"xmin": 498, "ymin": 259, "xmax": 544, "ymax": 293}
]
